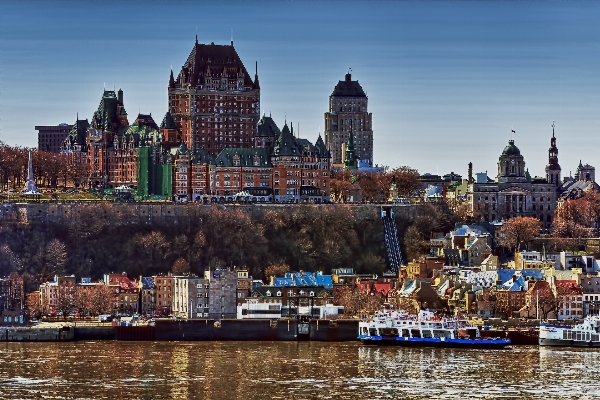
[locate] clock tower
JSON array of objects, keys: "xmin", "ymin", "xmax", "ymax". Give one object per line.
[{"xmin": 497, "ymin": 139, "xmax": 527, "ymax": 183}]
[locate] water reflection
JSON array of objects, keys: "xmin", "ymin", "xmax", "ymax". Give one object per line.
[{"xmin": 1, "ymin": 342, "xmax": 600, "ymax": 399}]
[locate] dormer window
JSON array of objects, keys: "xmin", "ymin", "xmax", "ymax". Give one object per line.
[
  {"xmin": 309, "ymin": 291, "xmax": 315, "ymax": 297},
  {"xmin": 276, "ymin": 291, "xmax": 282, "ymax": 297},
  {"xmin": 266, "ymin": 290, "xmax": 271, "ymax": 297}
]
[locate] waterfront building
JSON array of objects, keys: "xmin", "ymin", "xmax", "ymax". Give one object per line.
[
  {"xmin": 168, "ymin": 37, "xmax": 260, "ymax": 156},
  {"xmin": 249, "ymin": 285, "xmax": 334, "ymax": 317},
  {"xmin": 139, "ymin": 277, "xmax": 156, "ymax": 316},
  {"xmin": 39, "ymin": 275, "xmax": 77, "ymax": 314},
  {"xmin": 153, "ymin": 275, "xmax": 174, "ymax": 316},
  {"xmin": 236, "ymin": 269, "xmax": 253, "ymax": 307},
  {"xmin": 554, "ymin": 280, "xmax": 583, "ymax": 320},
  {"xmin": 206, "ymin": 269, "xmax": 237, "ymax": 319},
  {"xmin": 36, "ymin": 123, "xmax": 72, "ymax": 153},
  {"xmin": 0, "ymin": 275, "xmax": 24, "ymax": 312},
  {"xmin": 172, "ymin": 275, "xmax": 204, "ymax": 319},
  {"xmin": 172, "ymin": 269, "xmax": 237, "ymax": 319},
  {"xmin": 103, "ymin": 273, "xmax": 139, "ymax": 314},
  {"xmin": 324, "ymin": 72, "xmax": 373, "ymax": 166}
]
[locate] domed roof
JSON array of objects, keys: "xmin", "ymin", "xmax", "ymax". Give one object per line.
[
  {"xmin": 547, "ymin": 163, "xmax": 561, "ymax": 171},
  {"xmin": 501, "ymin": 140, "xmax": 521, "ymax": 156}
]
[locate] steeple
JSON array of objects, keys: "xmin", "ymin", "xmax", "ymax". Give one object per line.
[
  {"xmin": 169, "ymin": 69, "xmax": 175, "ymax": 88},
  {"xmin": 545, "ymin": 121, "xmax": 561, "ymax": 187},
  {"xmin": 253, "ymin": 61, "xmax": 260, "ymax": 90},
  {"xmin": 344, "ymin": 120, "xmax": 358, "ymax": 170}
]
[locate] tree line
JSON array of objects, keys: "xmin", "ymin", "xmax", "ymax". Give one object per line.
[
  {"xmin": 2, "ymin": 204, "xmax": 435, "ymax": 293},
  {"xmin": 0, "ymin": 142, "xmax": 89, "ymax": 190}
]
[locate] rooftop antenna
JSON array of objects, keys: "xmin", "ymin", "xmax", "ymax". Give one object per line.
[
  {"xmin": 552, "ymin": 120, "xmax": 556, "ymax": 137},
  {"xmin": 511, "ymin": 128, "xmax": 515, "ymax": 141},
  {"xmin": 231, "ymin": 28, "xmax": 233, "ymax": 45},
  {"xmin": 104, "ymin": 82, "xmax": 105, "ymax": 90}
]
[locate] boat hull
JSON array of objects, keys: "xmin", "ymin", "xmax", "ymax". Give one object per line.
[
  {"xmin": 539, "ymin": 338, "xmax": 600, "ymax": 347},
  {"xmin": 359, "ymin": 336, "xmax": 511, "ymax": 349}
]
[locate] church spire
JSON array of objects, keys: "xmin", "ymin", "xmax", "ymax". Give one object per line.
[
  {"xmin": 344, "ymin": 120, "xmax": 358, "ymax": 170},
  {"xmin": 253, "ymin": 61, "xmax": 260, "ymax": 90},
  {"xmin": 169, "ymin": 69, "xmax": 175, "ymax": 89},
  {"xmin": 546, "ymin": 121, "xmax": 561, "ymax": 187}
]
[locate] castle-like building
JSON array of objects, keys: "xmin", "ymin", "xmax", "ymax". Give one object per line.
[
  {"xmin": 168, "ymin": 37, "xmax": 260, "ymax": 156},
  {"xmin": 62, "ymin": 38, "xmax": 331, "ymax": 202}
]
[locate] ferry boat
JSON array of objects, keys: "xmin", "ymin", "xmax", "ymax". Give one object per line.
[
  {"xmin": 358, "ymin": 310, "xmax": 510, "ymax": 349},
  {"xmin": 539, "ymin": 315, "xmax": 600, "ymax": 347}
]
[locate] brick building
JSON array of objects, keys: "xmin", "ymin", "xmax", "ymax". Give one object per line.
[
  {"xmin": 168, "ymin": 38, "xmax": 260, "ymax": 156},
  {"xmin": 154, "ymin": 275, "xmax": 174, "ymax": 315}
]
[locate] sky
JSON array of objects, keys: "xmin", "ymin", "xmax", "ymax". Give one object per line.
[{"xmin": 2, "ymin": 1, "xmax": 600, "ymax": 179}]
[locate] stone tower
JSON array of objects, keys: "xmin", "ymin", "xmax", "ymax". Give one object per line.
[
  {"xmin": 497, "ymin": 139, "xmax": 527, "ymax": 183},
  {"xmin": 324, "ymin": 72, "xmax": 373, "ymax": 166}
]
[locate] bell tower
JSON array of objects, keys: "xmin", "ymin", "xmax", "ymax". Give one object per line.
[{"xmin": 545, "ymin": 122, "xmax": 561, "ymax": 187}]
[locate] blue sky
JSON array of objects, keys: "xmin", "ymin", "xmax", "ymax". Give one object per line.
[{"xmin": 2, "ymin": 1, "xmax": 600, "ymax": 178}]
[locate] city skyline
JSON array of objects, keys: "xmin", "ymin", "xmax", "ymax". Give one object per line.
[{"xmin": 2, "ymin": 1, "xmax": 600, "ymax": 178}]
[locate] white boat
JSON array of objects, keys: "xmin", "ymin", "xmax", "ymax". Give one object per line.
[
  {"xmin": 358, "ymin": 310, "xmax": 510, "ymax": 349},
  {"xmin": 539, "ymin": 315, "xmax": 600, "ymax": 347}
]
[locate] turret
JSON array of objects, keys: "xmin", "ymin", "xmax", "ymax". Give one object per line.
[{"xmin": 545, "ymin": 122, "xmax": 561, "ymax": 187}]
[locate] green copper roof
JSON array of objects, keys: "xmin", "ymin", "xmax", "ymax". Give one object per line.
[
  {"xmin": 272, "ymin": 123, "xmax": 302, "ymax": 157},
  {"xmin": 214, "ymin": 147, "xmax": 272, "ymax": 168},
  {"xmin": 501, "ymin": 140, "xmax": 521, "ymax": 156}
]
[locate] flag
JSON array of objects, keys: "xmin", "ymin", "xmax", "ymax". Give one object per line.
[{"xmin": 511, "ymin": 130, "xmax": 515, "ymax": 133}]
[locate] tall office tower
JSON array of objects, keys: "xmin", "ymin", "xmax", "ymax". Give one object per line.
[
  {"xmin": 168, "ymin": 37, "xmax": 260, "ymax": 155},
  {"xmin": 324, "ymin": 73, "xmax": 373, "ymax": 166}
]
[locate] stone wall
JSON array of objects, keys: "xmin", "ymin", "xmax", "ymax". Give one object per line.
[{"xmin": 0, "ymin": 202, "xmax": 421, "ymax": 226}]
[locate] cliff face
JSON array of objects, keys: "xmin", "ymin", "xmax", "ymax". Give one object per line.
[{"xmin": 0, "ymin": 203, "xmax": 423, "ymax": 287}]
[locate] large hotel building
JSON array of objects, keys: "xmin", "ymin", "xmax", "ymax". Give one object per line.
[{"xmin": 168, "ymin": 38, "xmax": 261, "ymax": 155}]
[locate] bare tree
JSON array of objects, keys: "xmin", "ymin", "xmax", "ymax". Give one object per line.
[{"xmin": 497, "ymin": 216, "xmax": 542, "ymax": 251}]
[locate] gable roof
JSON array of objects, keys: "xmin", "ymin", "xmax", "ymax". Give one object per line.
[
  {"xmin": 160, "ymin": 111, "xmax": 177, "ymax": 130},
  {"xmin": 257, "ymin": 115, "xmax": 281, "ymax": 138},
  {"xmin": 272, "ymin": 123, "xmax": 302, "ymax": 157}
]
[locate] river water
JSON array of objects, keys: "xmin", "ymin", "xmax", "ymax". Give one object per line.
[{"xmin": 0, "ymin": 341, "xmax": 598, "ymax": 399}]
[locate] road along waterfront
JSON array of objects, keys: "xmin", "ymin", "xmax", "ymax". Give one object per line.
[{"xmin": 1, "ymin": 342, "xmax": 599, "ymax": 399}]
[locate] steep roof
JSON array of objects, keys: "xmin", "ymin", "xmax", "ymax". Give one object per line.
[
  {"xmin": 315, "ymin": 134, "xmax": 329, "ymax": 157},
  {"xmin": 90, "ymin": 90, "xmax": 128, "ymax": 133},
  {"xmin": 175, "ymin": 40, "xmax": 254, "ymax": 88},
  {"xmin": 257, "ymin": 115, "xmax": 281, "ymax": 138},
  {"xmin": 132, "ymin": 113, "xmax": 159, "ymax": 131},
  {"xmin": 66, "ymin": 118, "xmax": 90, "ymax": 147},
  {"xmin": 213, "ymin": 147, "xmax": 272, "ymax": 168},
  {"xmin": 272, "ymin": 123, "xmax": 302, "ymax": 157},
  {"xmin": 160, "ymin": 111, "xmax": 177, "ymax": 130},
  {"xmin": 331, "ymin": 73, "xmax": 366, "ymax": 97}
]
